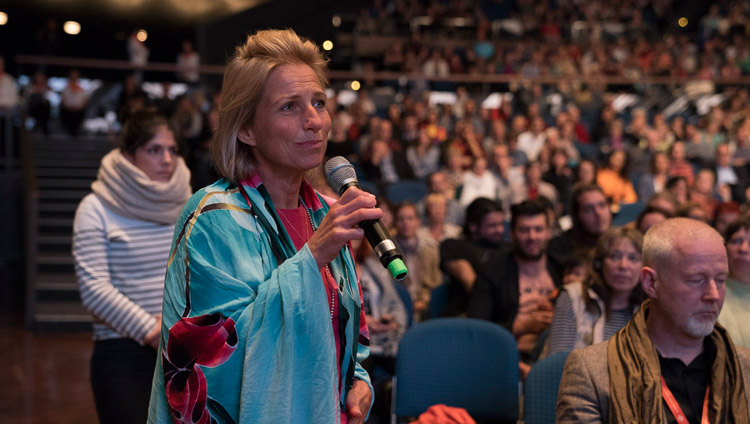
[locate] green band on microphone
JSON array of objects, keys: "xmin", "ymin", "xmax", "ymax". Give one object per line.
[{"xmin": 387, "ymin": 258, "xmax": 408, "ymax": 280}]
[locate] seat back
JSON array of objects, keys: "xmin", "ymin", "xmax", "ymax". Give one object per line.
[
  {"xmin": 427, "ymin": 282, "xmax": 450, "ymax": 319},
  {"xmin": 523, "ymin": 351, "xmax": 570, "ymax": 424},
  {"xmin": 393, "ymin": 282, "xmax": 414, "ymax": 327},
  {"xmin": 385, "ymin": 180, "xmax": 428, "ymax": 204},
  {"xmin": 612, "ymin": 201, "xmax": 645, "ymax": 226},
  {"xmin": 392, "ymin": 318, "xmax": 519, "ymax": 422}
]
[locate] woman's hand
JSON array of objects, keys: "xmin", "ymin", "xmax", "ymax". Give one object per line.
[
  {"xmin": 144, "ymin": 313, "xmax": 162, "ymax": 349},
  {"xmin": 345, "ymin": 378, "xmax": 372, "ymax": 424},
  {"xmin": 307, "ymin": 187, "xmax": 383, "ymax": 269}
]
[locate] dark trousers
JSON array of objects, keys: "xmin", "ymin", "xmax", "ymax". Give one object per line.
[{"xmin": 90, "ymin": 338, "xmax": 157, "ymax": 424}]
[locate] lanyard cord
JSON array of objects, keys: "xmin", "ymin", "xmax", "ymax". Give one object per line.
[{"xmin": 660, "ymin": 375, "xmax": 710, "ymax": 424}]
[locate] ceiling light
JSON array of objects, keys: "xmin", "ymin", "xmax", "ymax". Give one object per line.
[
  {"xmin": 0, "ymin": 12, "xmax": 8, "ymax": 26},
  {"xmin": 136, "ymin": 29, "xmax": 148, "ymax": 42},
  {"xmin": 63, "ymin": 21, "xmax": 81, "ymax": 35},
  {"xmin": 322, "ymin": 40, "xmax": 333, "ymax": 51}
]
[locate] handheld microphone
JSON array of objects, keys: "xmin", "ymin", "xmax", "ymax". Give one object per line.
[{"xmin": 324, "ymin": 156, "xmax": 408, "ymax": 280}]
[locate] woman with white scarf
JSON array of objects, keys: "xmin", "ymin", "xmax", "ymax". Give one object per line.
[{"xmin": 72, "ymin": 109, "xmax": 191, "ymax": 423}]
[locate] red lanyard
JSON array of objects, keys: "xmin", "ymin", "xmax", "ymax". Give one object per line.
[{"xmin": 660, "ymin": 375, "xmax": 710, "ymax": 424}]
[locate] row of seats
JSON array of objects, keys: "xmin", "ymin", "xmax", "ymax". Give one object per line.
[{"xmin": 390, "ymin": 317, "xmax": 569, "ymax": 423}]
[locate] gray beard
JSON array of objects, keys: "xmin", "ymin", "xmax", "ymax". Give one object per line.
[{"xmin": 685, "ymin": 315, "xmax": 717, "ymax": 338}]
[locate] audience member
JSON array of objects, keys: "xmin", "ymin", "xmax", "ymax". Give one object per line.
[
  {"xmin": 549, "ymin": 183, "xmax": 612, "ymax": 266},
  {"xmin": 418, "ymin": 171, "xmax": 464, "ymax": 226},
  {"xmin": 718, "ymin": 217, "xmax": 750, "ymax": 349},
  {"xmin": 458, "ymin": 156, "xmax": 498, "ymax": 207},
  {"xmin": 72, "ymin": 110, "xmax": 191, "ymax": 423},
  {"xmin": 511, "ymin": 161, "xmax": 558, "ymax": 209},
  {"xmin": 668, "ymin": 141, "xmax": 695, "ymax": 186},
  {"xmin": 127, "ymin": 29, "xmax": 149, "ymax": 83},
  {"xmin": 517, "ymin": 116, "xmax": 547, "ymax": 161},
  {"xmin": 637, "ymin": 151, "xmax": 670, "ymax": 202},
  {"xmin": 406, "ymin": 127, "xmax": 441, "ymax": 179},
  {"xmin": 60, "ymin": 69, "xmax": 89, "ymax": 135},
  {"xmin": 362, "ymin": 138, "xmax": 415, "ymax": 186},
  {"xmin": 575, "ymin": 159, "xmax": 598, "ymax": 186},
  {"xmin": 543, "ymin": 147, "xmax": 575, "ymax": 213},
  {"xmin": 677, "ymin": 202, "xmax": 711, "ymax": 223},
  {"xmin": 596, "ymin": 150, "xmax": 637, "ymax": 207},
  {"xmin": 558, "ymin": 218, "xmax": 750, "ymax": 423},
  {"xmin": 469, "ymin": 199, "xmax": 563, "ymax": 370},
  {"xmin": 690, "ymin": 168, "xmax": 719, "ymax": 219},
  {"xmin": 23, "ymin": 71, "xmax": 51, "ymax": 133},
  {"xmin": 666, "ymin": 176, "xmax": 690, "ymax": 206},
  {"xmin": 354, "ymin": 235, "xmax": 409, "ymax": 423},
  {"xmin": 562, "ymin": 254, "xmax": 588, "ymax": 287},
  {"xmin": 490, "ymin": 143, "xmax": 523, "ymax": 217},
  {"xmin": 417, "ymin": 193, "xmax": 461, "ymax": 245},
  {"xmin": 714, "ymin": 202, "xmax": 741, "ymax": 236},
  {"xmin": 439, "ymin": 198, "xmax": 505, "ymax": 317},
  {"xmin": 0, "ymin": 57, "xmax": 18, "ymax": 111},
  {"xmin": 635, "ymin": 205, "xmax": 673, "ymax": 234},
  {"xmin": 545, "ymin": 227, "xmax": 644, "ymax": 356},
  {"xmin": 392, "ymin": 202, "xmax": 441, "ymax": 320},
  {"xmin": 176, "ymin": 39, "xmax": 200, "ymax": 84}
]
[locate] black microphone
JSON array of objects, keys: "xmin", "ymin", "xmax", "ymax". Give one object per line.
[{"xmin": 324, "ymin": 156, "xmax": 408, "ymax": 280}]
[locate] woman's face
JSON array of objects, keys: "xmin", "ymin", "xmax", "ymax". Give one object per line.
[
  {"xmin": 426, "ymin": 198, "xmax": 446, "ymax": 223},
  {"xmin": 578, "ymin": 161, "xmax": 596, "ymax": 184},
  {"xmin": 727, "ymin": 227, "xmax": 750, "ymax": 278},
  {"xmin": 395, "ymin": 205, "xmax": 420, "ymax": 239},
  {"xmin": 240, "ymin": 63, "xmax": 331, "ymax": 179},
  {"xmin": 669, "ymin": 179, "xmax": 688, "ymax": 201},
  {"xmin": 602, "ymin": 237, "xmax": 642, "ymax": 297},
  {"xmin": 654, "ymin": 153, "xmax": 670, "ymax": 173},
  {"xmin": 609, "ymin": 151, "xmax": 625, "ymax": 172},
  {"xmin": 129, "ymin": 125, "xmax": 178, "ymax": 182}
]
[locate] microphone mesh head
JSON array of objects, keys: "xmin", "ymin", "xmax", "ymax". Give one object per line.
[{"xmin": 324, "ymin": 156, "xmax": 357, "ymax": 193}]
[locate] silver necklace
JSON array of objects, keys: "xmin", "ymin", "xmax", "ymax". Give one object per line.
[{"xmin": 298, "ymin": 195, "xmax": 336, "ymax": 319}]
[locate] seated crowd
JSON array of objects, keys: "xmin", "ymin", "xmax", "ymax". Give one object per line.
[{"xmin": 3, "ymin": 2, "xmax": 750, "ymax": 422}]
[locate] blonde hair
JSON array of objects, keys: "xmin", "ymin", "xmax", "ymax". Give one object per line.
[{"xmin": 211, "ymin": 29, "xmax": 329, "ymax": 183}]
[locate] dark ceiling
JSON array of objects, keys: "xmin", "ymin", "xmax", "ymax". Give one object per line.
[{"xmin": 0, "ymin": 0, "xmax": 270, "ymax": 27}]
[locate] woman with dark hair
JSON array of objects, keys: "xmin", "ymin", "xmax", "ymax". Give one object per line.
[
  {"xmin": 148, "ymin": 29, "xmax": 375, "ymax": 423},
  {"xmin": 636, "ymin": 151, "xmax": 670, "ymax": 202},
  {"xmin": 635, "ymin": 205, "xmax": 673, "ymax": 234},
  {"xmin": 544, "ymin": 227, "xmax": 645, "ymax": 356},
  {"xmin": 666, "ymin": 175, "xmax": 690, "ymax": 206},
  {"xmin": 596, "ymin": 150, "xmax": 637, "ymax": 206},
  {"xmin": 73, "ymin": 109, "xmax": 192, "ymax": 423},
  {"xmin": 718, "ymin": 216, "xmax": 750, "ymax": 348},
  {"xmin": 574, "ymin": 159, "xmax": 597, "ymax": 186}
]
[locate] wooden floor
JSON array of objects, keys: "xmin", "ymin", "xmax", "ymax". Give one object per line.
[{"xmin": 1, "ymin": 314, "xmax": 97, "ymax": 423}]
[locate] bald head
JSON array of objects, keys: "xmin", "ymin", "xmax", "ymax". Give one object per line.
[{"xmin": 643, "ymin": 218, "xmax": 724, "ymax": 276}]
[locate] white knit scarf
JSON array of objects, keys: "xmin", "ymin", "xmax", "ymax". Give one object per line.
[{"xmin": 91, "ymin": 149, "xmax": 192, "ymax": 225}]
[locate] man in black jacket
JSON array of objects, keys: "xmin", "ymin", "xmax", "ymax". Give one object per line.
[
  {"xmin": 469, "ymin": 198, "xmax": 563, "ymax": 370},
  {"xmin": 548, "ymin": 183, "xmax": 612, "ymax": 266}
]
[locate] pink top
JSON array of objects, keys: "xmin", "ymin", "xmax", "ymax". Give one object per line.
[{"xmin": 277, "ymin": 206, "xmax": 347, "ymax": 423}]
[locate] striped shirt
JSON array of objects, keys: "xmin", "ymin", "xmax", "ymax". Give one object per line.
[
  {"xmin": 546, "ymin": 289, "xmax": 634, "ymax": 355},
  {"xmin": 72, "ymin": 194, "xmax": 173, "ymax": 344}
]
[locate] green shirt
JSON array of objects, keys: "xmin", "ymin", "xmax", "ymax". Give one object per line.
[{"xmin": 718, "ymin": 278, "xmax": 750, "ymax": 349}]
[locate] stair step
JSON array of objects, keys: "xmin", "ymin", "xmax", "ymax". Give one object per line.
[
  {"xmin": 37, "ymin": 252, "xmax": 75, "ymax": 265},
  {"xmin": 39, "ymin": 203, "xmax": 80, "ymax": 213},
  {"xmin": 34, "ymin": 300, "xmax": 91, "ymax": 323},
  {"xmin": 36, "ymin": 168, "xmax": 99, "ymax": 178},
  {"xmin": 38, "ymin": 235, "xmax": 74, "ymax": 245},
  {"xmin": 35, "ymin": 158, "xmax": 101, "ymax": 168},
  {"xmin": 38, "ymin": 217, "xmax": 74, "ymax": 227},
  {"xmin": 37, "ymin": 178, "xmax": 94, "ymax": 189},
  {"xmin": 36, "ymin": 272, "xmax": 78, "ymax": 290},
  {"xmin": 38, "ymin": 189, "xmax": 89, "ymax": 200}
]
